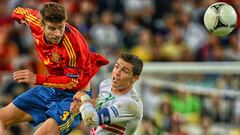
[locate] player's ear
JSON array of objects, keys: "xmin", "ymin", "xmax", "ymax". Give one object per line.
[{"xmin": 132, "ymin": 75, "xmax": 139, "ymax": 83}]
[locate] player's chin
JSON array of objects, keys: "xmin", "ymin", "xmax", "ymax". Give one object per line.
[
  {"xmin": 111, "ymin": 83, "xmax": 119, "ymax": 89},
  {"xmin": 111, "ymin": 82, "xmax": 116, "ymax": 87},
  {"xmin": 51, "ymin": 38, "xmax": 61, "ymax": 44},
  {"xmin": 52, "ymin": 40, "xmax": 60, "ymax": 44}
]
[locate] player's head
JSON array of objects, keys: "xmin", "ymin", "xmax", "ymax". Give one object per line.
[
  {"xmin": 111, "ymin": 53, "xmax": 143, "ymax": 90},
  {"xmin": 40, "ymin": 2, "xmax": 67, "ymax": 44}
]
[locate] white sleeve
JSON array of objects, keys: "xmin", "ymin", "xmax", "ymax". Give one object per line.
[
  {"xmin": 95, "ymin": 80, "xmax": 109, "ymax": 109},
  {"xmin": 107, "ymin": 98, "xmax": 139, "ymax": 123},
  {"xmin": 79, "ymin": 102, "xmax": 99, "ymax": 127},
  {"xmin": 79, "ymin": 98, "xmax": 139, "ymax": 127}
]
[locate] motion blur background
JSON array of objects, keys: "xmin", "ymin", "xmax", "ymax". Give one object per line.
[{"xmin": 0, "ymin": 0, "xmax": 240, "ymax": 135}]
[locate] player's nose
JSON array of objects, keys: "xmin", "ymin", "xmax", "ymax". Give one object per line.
[
  {"xmin": 54, "ymin": 29, "xmax": 62, "ymax": 37},
  {"xmin": 116, "ymin": 69, "xmax": 120, "ymax": 76}
]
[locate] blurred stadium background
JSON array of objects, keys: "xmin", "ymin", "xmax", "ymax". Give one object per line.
[{"xmin": 0, "ymin": 0, "xmax": 240, "ymax": 135}]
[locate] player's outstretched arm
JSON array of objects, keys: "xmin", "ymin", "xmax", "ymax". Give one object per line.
[
  {"xmin": 78, "ymin": 93, "xmax": 139, "ymax": 127},
  {"xmin": 12, "ymin": 7, "xmax": 41, "ymax": 34}
]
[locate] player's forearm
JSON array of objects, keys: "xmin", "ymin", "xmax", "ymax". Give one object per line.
[
  {"xmin": 79, "ymin": 102, "xmax": 99, "ymax": 127},
  {"xmin": 80, "ymin": 101, "xmax": 113, "ymax": 127},
  {"xmin": 36, "ymin": 74, "xmax": 82, "ymax": 90}
]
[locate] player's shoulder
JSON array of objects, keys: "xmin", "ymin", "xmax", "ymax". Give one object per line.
[
  {"xmin": 64, "ymin": 23, "xmax": 77, "ymax": 35},
  {"xmin": 97, "ymin": 79, "xmax": 112, "ymax": 97},
  {"xmin": 115, "ymin": 96, "xmax": 142, "ymax": 115},
  {"xmin": 127, "ymin": 87, "xmax": 142, "ymax": 103},
  {"xmin": 64, "ymin": 23, "xmax": 87, "ymax": 48},
  {"xmin": 123, "ymin": 89, "xmax": 143, "ymax": 111},
  {"xmin": 118, "ymin": 94, "xmax": 141, "ymax": 105}
]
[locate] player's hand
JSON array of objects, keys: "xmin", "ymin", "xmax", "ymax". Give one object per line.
[
  {"xmin": 13, "ymin": 69, "xmax": 36, "ymax": 85},
  {"xmin": 73, "ymin": 91, "xmax": 87, "ymax": 102},
  {"xmin": 70, "ymin": 101, "xmax": 81, "ymax": 113}
]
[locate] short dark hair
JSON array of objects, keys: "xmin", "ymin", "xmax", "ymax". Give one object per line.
[
  {"xmin": 120, "ymin": 53, "xmax": 143, "ymax": 76},
  {"xmin": 40, "ymin": 2, "xmax": 67, "ymax": 23}
]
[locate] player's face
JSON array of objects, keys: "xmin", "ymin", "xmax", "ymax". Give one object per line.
[
  {"xmin": 42, "ymin": 21, "xmax": 65, "ymax": 44},
  {"xmin": 111, "ymin": 58, "xmax": 137, "ymax": 90}
]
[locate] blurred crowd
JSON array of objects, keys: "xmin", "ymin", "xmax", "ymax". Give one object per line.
[
  {"xmin": 0, "ymin": 0, "xmax": 240, "ymax": 134},
  {"xmin": 141, "ymin": 73, "xmax": 240, "ymax": 135}
]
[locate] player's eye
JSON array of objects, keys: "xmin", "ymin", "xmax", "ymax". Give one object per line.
[
  {"xmin": 57, "ymin": 26, "xmax": 64, "ymax": 30},
  {"xmin": 48, "ymin": 27, "xmax": 56, "ymax": 31},
  {"xmin": 114, "ymin": 65, "xmax": 119, "ymax": 69},
  {"xmin": 122, "ymin": 69, "xmax": 129, "ymax": 74},
  {"xmin": 58, "ymin": 26, "xmax": 64, "ymax": 30}
]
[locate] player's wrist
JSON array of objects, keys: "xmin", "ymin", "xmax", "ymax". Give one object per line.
[
  {"xmin": 80, "ymin": 94, "xmax": 91, "ymax": 102},
  {"xmin": 79, "ymin": 102, "xmax": 93, "ymax": 112}
]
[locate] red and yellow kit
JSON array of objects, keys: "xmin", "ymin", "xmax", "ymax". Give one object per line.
[{"xmin": 12, "ymin": 7, "xmax": 109, "ymax": 91}]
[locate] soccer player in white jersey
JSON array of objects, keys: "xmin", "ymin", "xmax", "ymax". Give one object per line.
[{"xmin": 70, "ymin": 53, "xmax": 144, "ymax": 135}]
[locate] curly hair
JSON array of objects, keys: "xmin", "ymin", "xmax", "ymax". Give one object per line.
[{"xmin": 40, "ymin": 2, "xmax": 67, "ymax": 24}]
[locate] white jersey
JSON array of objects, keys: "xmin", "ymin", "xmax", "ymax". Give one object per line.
[{"xmin": 89, "ymin": 79, "xmax": 143, "ymax": 135}]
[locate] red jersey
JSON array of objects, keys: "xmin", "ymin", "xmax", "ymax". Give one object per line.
[{"xmin": 12, "ymin": 7, "xmax": 109, "ymax": 91}]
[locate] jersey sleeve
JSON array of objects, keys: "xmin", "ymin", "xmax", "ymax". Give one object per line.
[
  {"xmin": 12, "ymin": 7, "xmax": 42, "ymax": 36},
  {"xmin": 96, "ymin": 80, "xmax": 111, "ymax": 110},
  {"xmin": 35, "ymin": 71, "xmax": 80, "ymax": 90},
  {"xmin": 35, "ymin": 28, "xmax": 109, "ymax": 91},
  {"xmin": 80, "ymin": 98, "xmax": 139, "ymax": 127},
  {"xmin": 106, "ymin": 98, "xmax": 139, "ymax": 123},
  {"xmin": 35, "ymin": 52, "xmax": 109, "ymax": 91}
]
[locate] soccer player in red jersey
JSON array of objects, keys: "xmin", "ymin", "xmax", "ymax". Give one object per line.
[{"xmin": 0, "ymin": 2, "xmax": 109, "ymax": 135}]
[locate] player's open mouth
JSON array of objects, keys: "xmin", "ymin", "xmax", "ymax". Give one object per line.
[{"xmin": 113, "ymin": 77, "xmax": 120, "ymax": 82}]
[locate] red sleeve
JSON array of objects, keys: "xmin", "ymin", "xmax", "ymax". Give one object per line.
[
  {"xmin": 36, "ymin": 74, "xmax": 79, "ymax": 90},
  {"xmin": 36, "ymin": 26, "xmax": 109, "ymax": 91},
  {"xmin": 12, "ymin": 7, "xmax": 42, "ymax": 36},
  {"xmin": 35, "ymin": 53, "xmax": 109, "ymax": 91},
  {"xmin": 35, "ymin": 65, "xmax": 81, "ymax": 90}
]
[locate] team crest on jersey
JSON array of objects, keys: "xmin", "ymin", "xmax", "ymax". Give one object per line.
[
  {"xmin": 44, "ymin": 58, "xmax": 50, "ymax": 65},
  {"xmin": 51, "ymin": 51, "xmax": 61, "ymax": 63}
]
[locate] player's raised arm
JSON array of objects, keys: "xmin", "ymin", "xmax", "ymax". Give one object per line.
[{"xmin": 12, "ymin": 7, "xmax": 42, "ymax": 35}]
